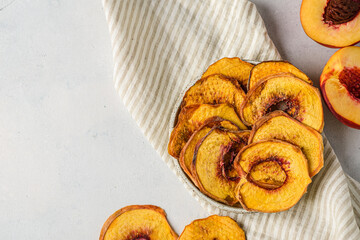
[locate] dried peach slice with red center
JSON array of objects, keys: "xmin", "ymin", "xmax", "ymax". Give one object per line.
[
  {"xmin": 179, "ymin": 118, "xmax": 240, "ymax": 185},
  {"xmin": 241, "ymin": 74, "xmax": 324, "ymax": 132},
  {"xmin": 234, "ymin": 140, "xmax": 311, "ymax": 213},
  {"xmin": 168, "ymin": 104, "xmax": 247, "ymax": 159},
  {"xmin": 191, "ymin": 127, "xmax": 250, "ymax": 205},
  {"xmin": 99, "ymin": 205, "xmax": 177, "ymax": 240},
  {"xmin": 249, "ymin": 111, "xmax": 324, "ymax": 177}
]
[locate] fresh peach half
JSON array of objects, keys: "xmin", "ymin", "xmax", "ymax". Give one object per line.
[
  {"xmin": 300, "ymin": 0, "xmax": 360, "ymax": 47},
  {"xmin": 320, "ymin": 46, "xmax": 360, "ymax": 129}
]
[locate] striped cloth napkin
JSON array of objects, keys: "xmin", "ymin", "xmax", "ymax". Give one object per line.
[{"xmin": 102, "ymin": 0, "xmax": 360, "ymax": 239}]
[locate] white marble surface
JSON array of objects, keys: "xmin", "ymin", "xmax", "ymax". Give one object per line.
[{"xmin": 0, "ymin": 1, "xmax": 359, "ymax": 239}]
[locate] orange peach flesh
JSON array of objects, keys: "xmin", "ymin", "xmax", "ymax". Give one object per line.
[
  {"xmin": 300, "ymin": 0, "xmax": 360, "ymax": 47},
  {"xmin": 320, "ymin": 46, "xmax": 360, "ymax": 128},
  {"xmin": 249, "ymin": 160, "xmax": 287, "ymax": 190}
]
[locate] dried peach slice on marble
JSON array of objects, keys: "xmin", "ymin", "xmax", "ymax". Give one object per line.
[
  {"xmin": 178, "ymin": 215, "xmax": 246, "ymax": 240},
  {"xmin": 99, "ymin": 205, "xmax": 177, "ymax": 240},
  {"xmin": 202, "ymin": 57, "xmax": 254, "ymax": 91},
  {"xmin": 234, "ymin": 140, "xmax": 311, "ymax": 212}
]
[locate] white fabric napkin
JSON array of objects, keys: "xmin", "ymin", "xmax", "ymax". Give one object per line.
[{"xmin": 102, "ymin": 0, "xmax": 360, "ymax": 239}]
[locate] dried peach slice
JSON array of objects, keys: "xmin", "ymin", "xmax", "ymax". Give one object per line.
[
  {"xmin": 202, "ymin": 57, "xmax": 254, "ymax": 91},
  {"xmin": 179, "ymin": 118, "xmax": 239, "ymax": 185},
  {"xmin": 99, "ymin": 205, "xmax": 177, "ymax": 240},
  {"xmin": 178, "ymin": 215, "xmax": 246, "ymax": 240},
  {"xmin": 247, "ymin": 61, "xmax": 312, "ymax": 90},
  {"xmin": 191, "ymin": 127, "xmax": 250, "ymax": 205},
  {"xmin": 234, "ymin": 140, "xmax": 311, "ymax": 212},
  {"xmin": 168, "ymin": 104, "xmax": 247, "ymax": 159},
  {"xmin": 249, "ymin": 111, "xmax": 324, "ymax": 177},
  {"xmin": 181, "ymin": 74, "xmax": 246, "ymax": 116},
  {"xmin": 241, "ymin": 73, "xmax": 324, "ymax": 132}
]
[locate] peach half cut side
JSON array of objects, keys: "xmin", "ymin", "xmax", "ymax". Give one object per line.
[
  {"xmin": 320, "ymin": 46, "xmax": 360, "ymax": 129},
  {"xmin": 300, "ymin": 0, "xmax": 360, "ymax": 47}
]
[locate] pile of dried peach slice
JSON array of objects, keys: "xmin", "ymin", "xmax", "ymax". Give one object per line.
[
  {"xmin": 100, "ymin": 205, "xmax": 246, "ymax": 240},
  {"xmin": 168, "ymin": 57, "xmax": 324, "ymax": 213}
]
